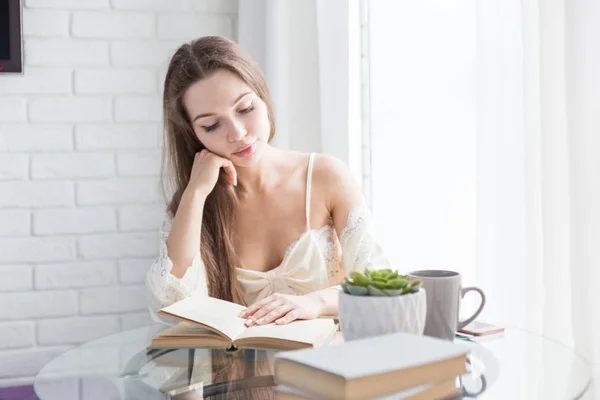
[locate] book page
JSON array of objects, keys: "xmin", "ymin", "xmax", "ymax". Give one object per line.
[
  {"xmin": 275, "ymin": 378, "xmax": 457, "ymax": 400},
  {"xmin": 156, "ymin": 321, "xmax": 224, "ymax": 337},
  {"xmin": 235, "ymin": 319, "xmax": 336, "ymax": 346},
  {"xmin": 158, "ymin": 295, "xmax": 247, "ymax": 341}
]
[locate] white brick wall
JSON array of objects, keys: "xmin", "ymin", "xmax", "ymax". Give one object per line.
[
  {"xmin": 0, "ymin": 181, "xmax": 75, "ymax": 207},
  {"xmin": 0, "ymin": 97, "xmax": 27, "ymax": 121},
  {"xmin": 0, "ymin": 266, "xmax": 33, "ymax": 291},
  {"xmin": 0, "ymin": 211, "xmax": 30, "ymax": 236},
  {"xmin": 0, "ymin": 322, "xmax": 36, "ymax": 350},
  {"xmin": 71, "ymin": 12, "xmax": 155, "ymax": 39},
  {"xmin": 0, "ymin": 0, "xmax": 237, "ymax": 385},
  {"xmin": 37, "ymin": 316, "xmax": 120, "ymax": 345},
  {"xmin": 0, "ymin": 124, "xmax": 73, "ymax": 151},
  {"xmin": 22, "ymin": 10, "xmax": 71, "ymax": 37},
  {"xmin": 25, "ymin": 40, "xmax": 110, "ymax": 66},
  {"xmin": 0, "ymin": 155, "xmax": 29, "ymax": 180},
  {"xmin": 113, "ymin": 96, "xmax": 162, "ymax": 121},
  {"xmin": 34, "ymin": 207, "xmax": 116, "ymax": 234},
  {"xmin": 118, "ymin": 258, "xmax": 153, "ymax": 283}
]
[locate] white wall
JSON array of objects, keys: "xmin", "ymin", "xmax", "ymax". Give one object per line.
[{"xmin": 0, "ymin": 0, "xmax": 237, "ymax": 386}]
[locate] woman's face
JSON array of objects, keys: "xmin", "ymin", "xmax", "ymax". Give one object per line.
[{"xmin": 183, "ymin": 69, "xmax": 271, "ymax": 166}]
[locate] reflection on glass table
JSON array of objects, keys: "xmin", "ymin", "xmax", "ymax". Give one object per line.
[{"xmin": 34, "ymin": 324, "xmax": 593, "ymax": 399}]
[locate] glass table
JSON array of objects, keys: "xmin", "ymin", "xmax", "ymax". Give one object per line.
[{"xmin": 34, "ymin": 324, "xmax": 594, "ymax": 400}]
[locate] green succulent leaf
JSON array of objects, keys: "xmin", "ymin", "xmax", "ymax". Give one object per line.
[
  {"xmin": 341, "ymin": 282, "xmax": 350, "ymax": 294},
  {"xmin": 343, "ymin": 268, "xmax": 423, "ymax": 296},
  {"xmin": 401, "ymin": 286, "xmax": 414, "ymax": 295},
  {"xmin": 367, "ymin": 285, "xmax": 387, "ymax": 296},
  {"xmin": 369, "ymin": 280, "xmax": 388, "ymax": 290},
  {"xmin": 347, "ymin": 285, "xmax": 369, "ymax": 296},
  {"xmin": 349, "ymin": 272, "xmax": 371, "ymax": 287},
  {"xmin": 410, "ymin": 282, "xmax": 421, "ymax": 292},
  {"xmin": 386, "ymin": 278, "xmax": 409, "ymax": 289},
  {"xmin": 409, "ymin": 279, "xmax": 422, "ymax": 288},
  {"xmin": 381, "ymin": 269, "xmax": 393, "ymax": 279}
]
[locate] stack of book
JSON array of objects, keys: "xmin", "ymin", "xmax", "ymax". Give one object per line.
[{"xmin": 273, "ymin": 332, "xmax": 470, "ymax": 400}]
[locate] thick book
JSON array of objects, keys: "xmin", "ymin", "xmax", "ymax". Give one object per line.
[
  {"xmin": 273, "ymin": 331, "xmax": 469, "ymax": 400},
  {"xmin": 274, "ymin": 378, "xmax": 459, "ymax": 400},
  {"xmin": 151, "ymin": 294, "xmax": 338, "ymax": 351}
]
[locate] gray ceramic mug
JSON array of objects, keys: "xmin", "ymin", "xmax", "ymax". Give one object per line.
[{"xmin": 408, "ymin": 270, "xmax": 486, "ymax": 340}]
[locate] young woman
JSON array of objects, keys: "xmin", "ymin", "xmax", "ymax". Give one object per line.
[{"xmin": 146, "ymin": 36, "xmax": 390, "ymax": 327}]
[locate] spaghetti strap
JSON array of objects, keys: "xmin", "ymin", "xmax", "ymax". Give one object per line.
[{"xmin": 305, "ymin": 153, "xmax": 316, "ymax": 231}]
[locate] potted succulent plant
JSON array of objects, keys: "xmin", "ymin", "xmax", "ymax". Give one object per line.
[{"xmin": 338, "ymin": 268, "xmax": 427, "ymax": 341}]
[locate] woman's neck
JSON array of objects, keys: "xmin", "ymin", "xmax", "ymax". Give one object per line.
[{"xmin": 235, "ymin": 144, "xmax": 281, "ymax": 194}]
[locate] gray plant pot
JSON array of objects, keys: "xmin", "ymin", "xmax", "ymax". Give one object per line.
[{"xmin": 338, "ymin": 289, "xmax": 427, "ymax": 341}]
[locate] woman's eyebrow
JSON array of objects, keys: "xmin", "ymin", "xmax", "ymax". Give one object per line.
[{"xmin": 192, "ymin": 91, "xmax": 253, "ymax": 122}]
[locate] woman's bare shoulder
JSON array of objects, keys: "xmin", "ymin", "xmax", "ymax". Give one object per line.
[
  {"xmin": 270, "ymin": 148, "xmax": 314, "ymax": 173},
  {"xmin": 273, "ymin": 148, "xmax": 311, "ymax": 161},
  {"xmin": 269, "ymin": 149, "xmax": 351, "ymax": 184},
  {"xmin": 311, "ymin": 153, "xmax": 363, "ymax": 211},
  {"xmin": 312, "ymin": 153, "xmax": 351, "ymax": 184}
]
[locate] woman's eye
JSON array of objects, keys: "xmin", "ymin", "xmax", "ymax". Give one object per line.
[
  {"xmin": 203, "ymin": 122, "xmax": 219, "ymax": 132},
  {"xmin": 239, "ymin": 103, "xmax": 255, "ymax": 114}
]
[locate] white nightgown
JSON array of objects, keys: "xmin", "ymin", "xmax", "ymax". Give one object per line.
[{"xmin": 145, "ymin": 153, "xmax": 390, "ymax": 323}]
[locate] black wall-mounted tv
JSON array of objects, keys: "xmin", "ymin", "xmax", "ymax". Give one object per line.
[{"xmin": 0, "ymin": 0, "xmax": 23, "ymax": 74}]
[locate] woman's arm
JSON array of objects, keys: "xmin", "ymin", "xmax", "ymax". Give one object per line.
[
  {"xmin": 322, "ymin": 156, "xmax": 391, "ymax": 275},
  {"xmin": 322, "ymin": 155, "xmax": 366, "ymax": 239},
  {"xmin": 145, "ymin": 203, "xmax": 209, "ymax": 324},
  {"xmin": 166, "ymin": 188, "xmax": 207, "ymax": 278},
  {"xmin": 167, "ymin": 149, "xmax": 237, "ymax": 278},
  {"xmin": 146, "ymin": 149, "xmax": 238, "ymax": 323}
]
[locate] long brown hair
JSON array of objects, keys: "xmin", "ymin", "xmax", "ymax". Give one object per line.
[{"xmin": 161, "ymin": 36, "xmax": 275, "ymax": 304}]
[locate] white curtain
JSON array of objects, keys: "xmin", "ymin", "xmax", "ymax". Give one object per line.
[
  {"xmin": 477, "ymin": 0, "xmax": 600, "ymax": 391},
  {"xmin": 236, "ymin": 0, "xmax": 361, "ymax": 175},
  {"xmin": 369, "ymin": 0, "xmax": 599, "ymax": 393}
]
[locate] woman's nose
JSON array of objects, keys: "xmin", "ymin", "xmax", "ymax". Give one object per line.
[{"xmin": 227, "ymin": 119, "xmax": 247, "ymax": 142}]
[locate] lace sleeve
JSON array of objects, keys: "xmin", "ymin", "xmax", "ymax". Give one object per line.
[
  {"xmin": 145, "ymin": 212, "xmax": 208, "ymax": 324},
  {"xmin": 339, "ymin": 204, "xmax": 391, "ymax": 277}
]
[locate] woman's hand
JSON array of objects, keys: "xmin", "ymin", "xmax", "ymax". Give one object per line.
[
  {"xmin": 187, "ymin": 149, "xmax": 237, "ymax": 197},
  {"xmin": 237, "ymin": 293, "xmax": 325, "ymax": 326}
]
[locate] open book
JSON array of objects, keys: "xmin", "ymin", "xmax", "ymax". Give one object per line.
[{"xmin": 151, "ymin": 294, "xmax": 338, "ymax": 351}]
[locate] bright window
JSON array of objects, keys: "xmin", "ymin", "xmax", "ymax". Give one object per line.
[{"xmin": 365, "ymin": 1, "xmax": 477, "ymax": 285}]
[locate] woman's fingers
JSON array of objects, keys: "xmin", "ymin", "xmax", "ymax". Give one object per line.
[
  {"xmin": 258, "ymin": 304, "xmax": 295, "ymax": 325},
  {"xmin": 238, "ymin": 294, "xmax": 278, "ymax": 319},
  {"xmin": 276, "ymin": 309, "xmax": 301, "ymax": 325},
  {"xmin": 218, "ymin": 157, "xmax": 237, "ymax": 186},
  {"xmin": 247, "ymin": 300, "xmax": 284, "ymax": 324}
]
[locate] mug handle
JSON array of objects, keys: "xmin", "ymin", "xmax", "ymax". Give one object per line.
[{"xmin": 457, "ymin": 287, "xmax": 486, "ymax": 330}]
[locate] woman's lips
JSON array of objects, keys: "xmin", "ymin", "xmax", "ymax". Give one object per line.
[{"xmin": 233, "ymin": 141, "xmax": 256, "ymax": 158}]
